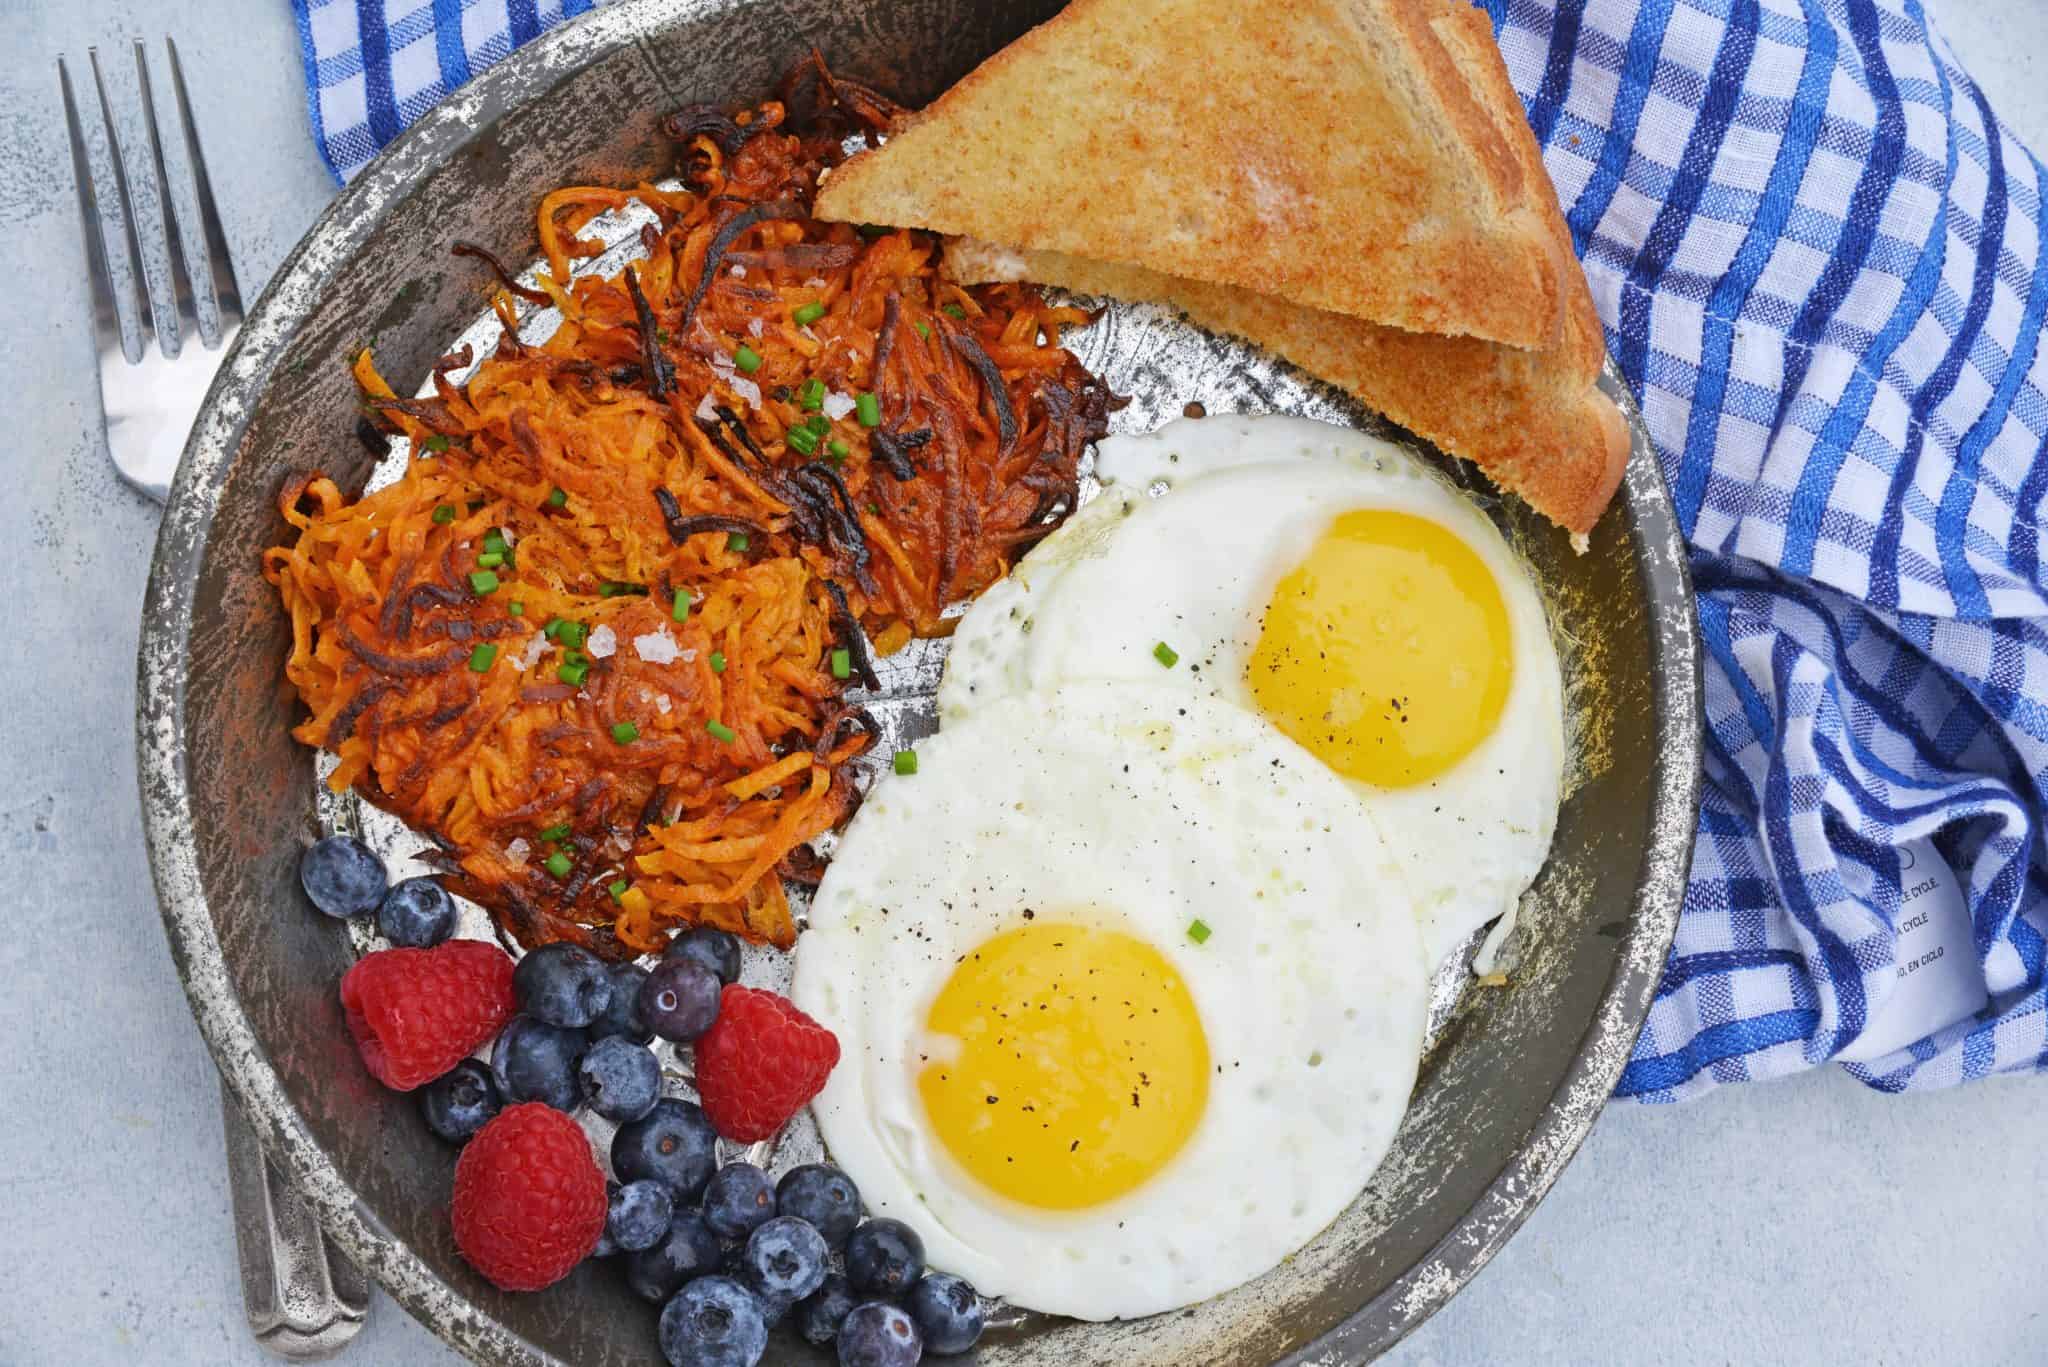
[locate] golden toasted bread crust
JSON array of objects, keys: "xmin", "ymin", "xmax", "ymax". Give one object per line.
[
  {"xmin": 956, "ymin": 245, "xmax": 1626, "ymax": 535},
  {"xmin": 818, "ymin": 0, "xmax": 1571, "ymax": 349}
]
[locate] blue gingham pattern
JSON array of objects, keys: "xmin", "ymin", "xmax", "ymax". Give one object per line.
[
  {"xmin": 300, "ymin": 1, "xmax": 2048, "ymax": 1101},
  {"xmin": 293, "ymin": 0, "xmax": 597, "ymax": 184}
]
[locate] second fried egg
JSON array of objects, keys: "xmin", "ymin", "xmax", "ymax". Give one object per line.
[{"xmin": 792, "ymin": 683, "xmax": 1428, "ymax": 1320}]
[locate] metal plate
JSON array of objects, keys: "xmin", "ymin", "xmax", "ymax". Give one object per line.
[{"xmin": 137, "ymin": 2, "xmax": 1702, "ymax": 1363}]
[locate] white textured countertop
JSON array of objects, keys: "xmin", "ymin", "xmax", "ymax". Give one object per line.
[{"xmin": 0, "ymin": 2, "xmax": 2043, "ymax": 1363}]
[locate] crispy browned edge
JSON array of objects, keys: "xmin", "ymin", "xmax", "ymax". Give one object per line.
[
  {"xmin": 953, "ymin": 243, "xmax": 1627, "ymax": 536},
  {"xmin": 816, "ymin": 0, "xmax": 1576, "ymax": 350}
]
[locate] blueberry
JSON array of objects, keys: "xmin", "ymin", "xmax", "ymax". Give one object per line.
[
  {"xmin": 513, "ymin": 942, "xmax": 613, "ymax": 1028},
  {"xmin": 591, "ymin": 963, "xmax": 653, "ymax": 1043},
  {"xmin": 375, "ymin": 876, "xmax": 456, "ymax": 947},
  {"xmin": 659, "ymin": 1275, "xmax": 768, "ymax": 1367},
  {"xmin": 627, "ymin": 1211, "xmax": 723, "ymax": 1303},
  {"xmin": 777, "ymin": 1164, "xmax": 862, "ymax": 1248},
  {"xmin": 639, "ymin": 959, "xmax": 722, "ymax": 1042},
  {"xmin": 299, "ymin": 835, "xmax": 387, "ymax": 919},
  {"xmin": 792, "ymin": 1272, "xmax": 860, "ymax": 1346},
  {"xmin": 664, "ymin": 927, "xmax": 743, "ymax": 985},
  {"xmin": 905, "ymin": 1273, "xmax": 985, "ymax": 1355},
  {"xmin": 491, "ymin": 1015, "xmax": 588, "ymax": 1111},
  {"xmin": 702, "ymin": 1162, "xmax": 777, "ymax": 1240},
  {"xmin": 577, "ymin": 1036, "xmax": 662, "ymax": 1123},
  {"xmin": 630, "ymin": 1210, "xmax": 726, "ymax": 1304},
  {"xmin": 844, "ymin": 1218, "xmax": 925, "ymax": 1298},
  {"xmin": 606, "ymin": 1179, "xmax": 676, "ymax": 1255},
  {"xmin": 417, "ymin": 1058, "xmax": 500, "ymax": 1143},
  {"xmin": 741, "ymin": 1215, "xmax": 829, "ymax": 1305},
  {"xmin": 836, "ymin": 1301, "xmax": 922, "ymax": 1367},
  {"xmin": 613, "ymin": 1098, "xmax": 720, "ymax": 1201}
]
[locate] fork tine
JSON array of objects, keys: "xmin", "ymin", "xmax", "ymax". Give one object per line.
[
  {"xmin": 166, "ymin": 37, "xmax": 243, "ymax": 327},
  {"xmin": 59, "ymin": 56, "xmax": 133, "ymax": 366},
  {"xmin": 88, "ymin": 47, "xmax": 164, "ymax": 357},
  {"xmin": 133, "ymin": 39, "xmax": 202, "ymax": 352}
]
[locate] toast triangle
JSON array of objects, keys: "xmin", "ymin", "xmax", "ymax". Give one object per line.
[{"xmin": 817, "ymin": 0, "xmax": 1573, "ymax": 349}]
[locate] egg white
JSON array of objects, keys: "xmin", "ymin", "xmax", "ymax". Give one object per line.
[
  {"xmin": 792, "ymin": 682, "xmax": 1428, "ymax": 1321},
  {"xmin": 938, "ymin": 414, "xmax": 1566, "ymax": 969}
]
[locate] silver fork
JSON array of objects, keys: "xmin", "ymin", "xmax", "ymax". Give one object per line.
[{"xmin": 63, "ymin": 40, "xmax": 369, "ymax": 1357}]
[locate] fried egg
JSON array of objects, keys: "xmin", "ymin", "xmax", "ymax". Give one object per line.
[
  {"xmin": 939, "ymin": 414, "xmax": 1566, "ymax": 968},
  {"xmin": 792, "ymin": 683, "xmax": 1428, "ymax": 1321}
]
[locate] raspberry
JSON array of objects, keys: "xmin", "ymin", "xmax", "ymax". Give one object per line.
[
  {"xmin": 693, "ymin": 985, "xmax": 841, "ymax": 1142},
  {"xmin": 340, "ymin": 940, "xmax": 515, "ymax": 1091},
  {"xmin": 451, "ymin": 1103, "xmax": 606, "ymax": 1291}
]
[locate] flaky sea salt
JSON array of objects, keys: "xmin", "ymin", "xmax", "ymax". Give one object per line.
[
  {"xmin": 506, "ymin": 838, "xmax": 530, "ymax": 866},
  {"xmin": 587, "ymin": 625, "xmax": 618, "ymax": 659},
  {"xmin": 730, "ymin": 263, "xmax": 747, "ymax": 278},
  {"xmin": 804, "ymin": 277, "xmax": 827, "ymax": 289},
  {"xmin": 654, "ymin": 695, "xmax": 672, "ymax": 714},
  {"xmin": 748, "ymin": 317, "xmax": 764, "ymax": 337},
  {"xmin": 633, "ymin": 630, "xmax": 681, "ymax": 664},
  {"xmin": 728, "ymin": 376, "xmax": 762, "ymax": 409},
  {"xmin": 695, "ymin": 391, "xmax": 719, "ymax": 422},
  {"xmin": 521, "ymin": 633, "xmax": 550, "ymax": 669},
  {"xmin": 822, "ymin": 391, "xmax": 856, "ymax": 420}
]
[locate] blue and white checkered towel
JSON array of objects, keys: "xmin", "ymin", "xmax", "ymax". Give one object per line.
[{"xmin": 298, "ymin": 0, "xmax": 2048, "ymax": 1103}]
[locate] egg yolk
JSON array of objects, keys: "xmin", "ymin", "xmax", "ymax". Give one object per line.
[
  {"xmin": 918, "ymin": 921, "xmax": 1210, "ymax": 1210},
  {"xmin": 1248, "ymin": 509, "xmax": 1512, "ymax": 788}
]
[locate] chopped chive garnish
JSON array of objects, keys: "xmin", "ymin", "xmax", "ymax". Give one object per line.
[
  {"xmin": 557, "ymin": 661, "xmax": 589, "ymax": 687},
  {"xmin": 483, "ymin": 529, "xmax": 509, "ymax": 553},
  {"xmin": 1187, "ymin": 918, "xmax": 1212, "ymax": 945},
  {"xmin": 423, "ymin": 434, "xmax": 452, "ymax": 453},
  {"xmin": 787, "ymin": 424, "xmax": 821, "ymax": 457},
  {"xmin": 709, "ymin": 651, "xmax": 727, "ymax": 673},
  {"xmin": 855, "ymin": 392, "xmax": 881, "ymax": 428},
  {"xmin": 726, "ymin": 532, "xmax": 750, "ymax": 552},
  {"xmin": 793, "ymin": 301, "xmax": 826, "ymax": 327},
  {"xmin": 557, "ymin": 621, "xmax": 588, "ymax": 649},
  {"xmin": 469, "ymin": 569, "xmax": 500, "ymax": 595},
  {"xmin": 1153, "ymin": 641, "xmax": 1179, "ymax": 668},
  {"xmin": 893, "ymin": 749, "xmax": 918, "ymax": 776},
  {"xmin": 562, "ymin": 649, "xmax": 588, "ymax": 668},
  {"xmin": 509, "ymin": 601, "xmax": 525, "ymax": 617},
  {"xmin": 431, "ymin": 504, "xmax": 456, "ymax": 525},
  {"xmin": 826, "ymin": 439, "xmax": 849, "ymax": 462},
  {"xmin": 914, "ymin": 320, "xmax": 931, "ymax": 339},
  {"xmin": 733, "ymin": 344, "xmax": 763, "ymax": 374},
  {"xmin": 609, "ymin": 878, "xmax": 630, "ymax": 902},
  {"xmin": 942, "ymin": 304, "xmax": 966, "ymax": 319},
  {"xmin": 672, "ymin": 589, "xmax": 692, "ymax": 623},
  {"xmin": 546, "ymin": 487, "xmax": 568, "ymax": 509},
  {"xmin": 467, "ymin": 643, "xmax": 497, "ymax": 672},
  {"xmin": 705, "ymin": 719, "xmax": 737, "ymax": 744},
  {"xmin": 798, "ymin": 377, "xmax": 826, "ymax": 411},
  {"xmin": 830, "ymin": 648, "xmax": 851, "ymax": 680},
  {"xmin": 611, "ymin": 722, "xmax": 640, "ymax": 745},
  {"xmin": 538, "ymin": 823, "xmax": 571, "ymax": 842},
  {"xmin": 477, "ymin": 550, "xmax": 505, "ymax": 569},
  {"xmin": 544, "ymin": 850, "xmax": 573, "ymax": 879},
  {"xmin": 806, "ymin": 414, "xmax": 832, "ymax": 437}
]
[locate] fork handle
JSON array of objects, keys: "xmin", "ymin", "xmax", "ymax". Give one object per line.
[{"xmin": 219, "ymin": 1081, "xmax": 370, "ymax": 1359}]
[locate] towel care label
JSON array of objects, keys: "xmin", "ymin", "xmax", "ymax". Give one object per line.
[{"xmin": 1835, "ymin": 838, "xmax": 1986, "ymax": 1063}]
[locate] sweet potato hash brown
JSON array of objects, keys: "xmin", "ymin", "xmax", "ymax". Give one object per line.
[{"xmin": 263, "ymin": 61, "xmax": 1114, "ymax": 957}]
